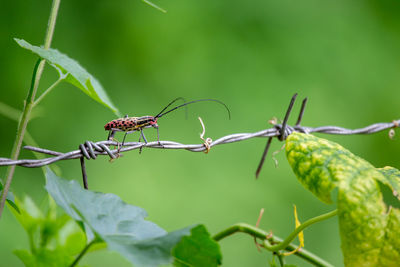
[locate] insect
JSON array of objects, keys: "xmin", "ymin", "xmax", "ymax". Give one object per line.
[{"xmin": 104, "ymin": 98, "xmax": 231, "ymax": 152}]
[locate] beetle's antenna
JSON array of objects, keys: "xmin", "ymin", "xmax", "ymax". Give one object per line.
[
  {"xmin": 154, "ymin": 97, "xmax": 186, "ymax": 118},
  {"xmin": 155, "ymin": 99, "xmax": 231, "ymax": 119}
]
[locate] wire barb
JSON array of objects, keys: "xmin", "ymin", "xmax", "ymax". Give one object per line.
[
  {"xmin": 80, "ymin": 157, "xmax": 88, "ymax": 190},
  {"xmin": 255, "ymin": 137, "xmax": 273, "ymax": 179},
  {"xmin": 256, "ymin": 93, "xmax": 304, "ymax": 178},
  {"xmin": 295, "ymin": 97, "xmax": 308, "ymax": 126},
  {"xmin": 279, "ymin": 93, "xmax": 298, "ymax": 141}
]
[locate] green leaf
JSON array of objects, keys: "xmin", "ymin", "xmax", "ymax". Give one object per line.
[
  {"xmin": 377, "ymin": 166, "xmax": 400, "ymax": 201},
  {"xmin": 59, "ymin": 220, "xmax": 87, "ymax": 256},
  {"xmin": 45, "ymin": 168, "xmax": 203, "ymax": 266},
  {"xmin": 0, "ymin": 180, "xmax": 20, "ymax": 213},
  {"xmin": 286, "ymin": 132, "xmax": 400, "ymax": 266},
  {"xmin": 14, "ymin": 248, "xmax": 85, "ymax": 267},
  {"xmin": 6, "ymin": 191, "xmax": 20, "ymax": 214},
  {"xmin": 10, "ymin": 195, "xmax": 87, "ymax": 267},
  {"xmin": 13, "ymin": 250, "xmax": 35, "ymax": 267},
  {"xmin": 14, "ymin": 38, "xmax": 120, "ymax": 116},
  {"xmin": 10, "ymin": 196, "xmax": 42, "ymax": 234},
  {"xmin": 172, "ymin": 225, "xmax": 222, "ymax": 266}
]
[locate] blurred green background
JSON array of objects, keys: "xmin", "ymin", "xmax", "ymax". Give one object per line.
[{"xmin": 1, "ymin": 0, "xmax": 400, "ymax": 266}]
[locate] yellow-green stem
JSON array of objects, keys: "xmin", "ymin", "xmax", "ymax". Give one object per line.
[
  {"xmin": 213, "ymin": 209, "xmax": 337, "ymax": 267},
  {"xmin": 0, "ymin": 0, "xmax": 61, "ymax": 218},
  {"xmin": 33, "ymin": 77, "xmax": 64, "ymax": 107},
  {"xmin": 69, "ymin": 240, "xmax": 96, "ymax": 267},
  {"xmin": 264, "ymin": 209, "xmax": 337, "ymax": 252}
]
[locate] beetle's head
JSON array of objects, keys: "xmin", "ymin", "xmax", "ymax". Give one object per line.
[{"xmin": 150, "ymin": 117, "xmax": 158, "ymax": 128}]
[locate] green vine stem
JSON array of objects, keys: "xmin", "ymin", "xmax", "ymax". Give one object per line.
[
  {"xmin": 69, "ymin": 240, "xmax": 96, "ymax": 267},
  {"xmin": 0, "ymin": 0, "xmax": 61, "ymax": 218},
  {"xmin": 276, "ymin": 253, "xmax": 285, "ymax": 267},
  {"xmin": 213, "ymin": 209, "xmax": 337, "ymax": 267},
  {"xmin": 33, "ymin": 76, "xmax": 64, "ymax": 107},
  {"xmin": 264, "ymin": 209, "xmax": 337, "ymax": 252}
]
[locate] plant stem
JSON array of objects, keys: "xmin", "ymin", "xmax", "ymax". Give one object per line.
[
  {"xmin": 44, "ymin": 0, "xmax": 60, "ymax": 50},
  {"xmin": 69, "ymin": 240, "xmax": 96, "ymax": 267},
  {"xmin": 264, "ymin": 209, "xmax": 338, "ymax": 252},
  {"xmin": 0, "ymin": 0, "xmax": 61, "ymax": 218},
  {"xmin": 0, "ymin": 101, "xmax": 21, "ymax": 121},
  {"xmin": 276, "ymin": 252, "xmax": 285, "ymax": 267},
  {"xmin": 213, "ymin": 209, "xmax": 337, "ymax": 267},
  {"xmin": 33, "ymin": 77, "xmax": 64, "ymax": 107}
]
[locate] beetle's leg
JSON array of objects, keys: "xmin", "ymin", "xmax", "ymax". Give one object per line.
[
  {"xmin": 138, "ymin": 131, "xmax": 143, "ymax": 154},
  {"xmin": 108, "ymin": 130, "xmax": 116, "ymax": 141},
  {"xmin": 139, "ymin": 129, "xmax": 147, "ymax": 154},
  {"xmin": 141, "ymin": 129, "xmax": 148, "ymax": 143},
  {"xmin": 156, "ymin": 127, "xmax": 164, "ymax": 148},
  {"xmin": 118, "ymin": 115, "xmax": 128, "ymax": 156},
  {"xmin": 118, "ymin": 132, "xmax": 128, "ymax": 154},
  {"xmin": 108, "ymin": 130, "xmax": 119, "ymax": 152},
  {"xmin": 121, "ymin": 132, "xmax": 128, "ymax": 147}
]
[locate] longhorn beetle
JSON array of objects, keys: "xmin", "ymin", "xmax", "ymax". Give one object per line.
[{"xmin": 104, "ymin": 98, "xmax": 231, "ymax": 152}]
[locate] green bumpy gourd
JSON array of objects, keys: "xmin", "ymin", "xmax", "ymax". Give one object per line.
[{"xmin": 286, "ymin": 132, "xmax": 400, "ymax": 267}]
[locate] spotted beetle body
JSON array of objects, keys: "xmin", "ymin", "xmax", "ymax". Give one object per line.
[{"xmin": 104, "ymin": 116, "xmax": 158, "ymax": 132}]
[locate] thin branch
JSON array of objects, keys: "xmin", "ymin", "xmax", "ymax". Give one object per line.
[
  {"xmin": 261, "ymin": 209, "xmax": 337, "ymax": 252},
  {"xmin": 0, "ymin": 0, "xmax": 61, "ymax": 218},
  {"xmin": 33, "ymin": 77, "xmax": 64, "ymax": 107},
  {"xmin": 213, "ymin": 221, "xmax": 334, "ymax": 267},
  {"xmin": 69, "ymin": 239, "xmax": 96, "ymax": 267}
]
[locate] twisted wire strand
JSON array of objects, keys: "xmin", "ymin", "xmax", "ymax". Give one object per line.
[
  {"xmin": 0, "ymin": 120, "xmax": 398, "ymax": 168},
  {"xmin": 1, "ymin": 93, "xmax": 399, "ymax": 189}
]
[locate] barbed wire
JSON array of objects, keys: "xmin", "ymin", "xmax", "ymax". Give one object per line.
[{"xmin": 0, "ymin": 94, "xmax": 398, "ymax": 189}]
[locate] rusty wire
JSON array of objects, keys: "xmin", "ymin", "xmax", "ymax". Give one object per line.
[{"xmin": 0, "ymin": 94, "xmax": 398, "ymax": 189}]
